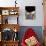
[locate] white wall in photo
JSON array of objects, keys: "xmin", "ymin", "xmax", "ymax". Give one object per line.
[{"xmin": 0, "ymin": 0, "xmax": 44, "ymax": 26}]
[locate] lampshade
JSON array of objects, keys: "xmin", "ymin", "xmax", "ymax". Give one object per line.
[{"xmin": 13, "ymin": 28, "xmax": 17, "ymax": 32}]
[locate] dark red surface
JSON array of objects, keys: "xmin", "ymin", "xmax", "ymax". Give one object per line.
[{"xmin": 21, "ymin": 28, "xmax": 41, "ymax": 46}]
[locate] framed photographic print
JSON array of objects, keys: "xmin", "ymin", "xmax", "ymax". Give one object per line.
[
  {"xmin": 25, "ymin": 6, "xmax": 36, "ymax": 20},
  {"xmin": 10, "ymin": 11, "xmax": 15, "ymax": 15},
  {"xmin": 9, "ymin": 9, "xmax": 18, "ymax": 15},
  {"xmin": 2, "ymin": 10, "xmax": 9, "ymax": 15}
]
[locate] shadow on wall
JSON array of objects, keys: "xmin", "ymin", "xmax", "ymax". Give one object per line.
[{"xmin": 18, "ymin": 26, "xmax": 43, "ymax": 44}]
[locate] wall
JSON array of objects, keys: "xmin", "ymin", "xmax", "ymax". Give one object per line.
[
  {"xmin": 0, "ymin": 0, "xmax": 44, "ymax": 44},
  {"xmin": 18, "ymin": 0, "xmax": 43, "ymax": 26},
  {"xmin": 18, "ymin": 26, "xmax": 43, "ymax": 43},
  {"xmin": 0, "ymin": 0, "xmax": 44, "ymax": 26}
]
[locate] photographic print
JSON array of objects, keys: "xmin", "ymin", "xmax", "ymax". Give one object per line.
[{"xmin": 25, "ymin": 6, "xmax": 36, "ymax": 20}]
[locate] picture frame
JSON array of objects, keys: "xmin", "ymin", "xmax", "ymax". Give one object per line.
[
  {"xmin": 25, "ymin": 6, "xmax": 36, "ymax": 20},
  {"xmin": 2, "ymin": 10, "xmax": 9, "ymax": 15},
  {"xmin": 9, "ymin": 10, "xmax": 18, "ymax": 15}
]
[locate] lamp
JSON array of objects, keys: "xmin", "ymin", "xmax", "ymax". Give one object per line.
[
  {"xmin": 13, "ymin": 28, "xmax": 18, "ymax": 41},
  {"xmin": 15, "ymin": 0, "xmax": 17, "ymax": 7},
  {"xmin": 14, "ymin": 28, "xmax": 17, "ymax": 32}
]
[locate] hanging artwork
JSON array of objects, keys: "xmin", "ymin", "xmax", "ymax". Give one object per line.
[{"xmin": 25, "ymin": 6, "xmax": 36, "ymax": 20}]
